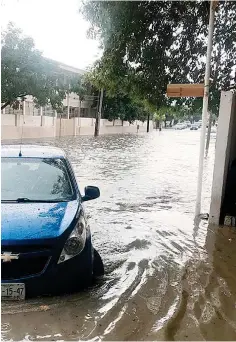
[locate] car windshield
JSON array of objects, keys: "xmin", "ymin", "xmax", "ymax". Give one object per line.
[{"xmin": 1, "ymin": 157, "xmax": 75, "ymax": 202}]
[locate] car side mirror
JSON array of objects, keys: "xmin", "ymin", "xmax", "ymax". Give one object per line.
[{"xmin": 82, "ymin": 186, "xmax": 100, "ymax": 202}]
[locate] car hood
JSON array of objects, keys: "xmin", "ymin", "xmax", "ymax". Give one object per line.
[{"xmin": 1, "ymin": 201, "xmax": 79, "ymax": 243}]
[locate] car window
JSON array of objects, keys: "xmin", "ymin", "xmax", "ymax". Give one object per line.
[{"xmin": 1, "ymin": 157, "xmax": 75, "ymax": 202}]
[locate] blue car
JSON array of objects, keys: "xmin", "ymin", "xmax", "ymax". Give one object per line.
[{"xmin": 1, "ymin": 145, "xmax": 104, "ymax": 299}]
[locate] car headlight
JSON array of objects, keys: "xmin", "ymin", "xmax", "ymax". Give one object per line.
[{"xmin": 58, "ymin": 212, "xmax": 87, "ymax": 264}]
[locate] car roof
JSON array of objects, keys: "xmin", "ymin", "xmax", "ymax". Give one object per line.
[{"xmin": 1, "ymin": 145, "xmax": 66, "ymax": 158}]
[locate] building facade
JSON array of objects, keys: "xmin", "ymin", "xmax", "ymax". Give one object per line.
[{"xmin": 1, "ymin": 59, "xmax": 97, "ymax": 119}]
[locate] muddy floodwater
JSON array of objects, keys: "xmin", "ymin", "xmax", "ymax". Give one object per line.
[{"xmin": 2, "ymin": 130, "xmax": 236, "ymax": 341}]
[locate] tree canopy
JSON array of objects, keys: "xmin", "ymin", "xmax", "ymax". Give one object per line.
[
  {"xmin": 1, "ymin": 23, "xmax": 86, "ymax": 111},
  {"xmin": 81, "ymin": 1, "xmax": 236, "ymax": 114},
  {"xmin": 102, "ymin": 94, "xmax": 150, "ymax": 123}
]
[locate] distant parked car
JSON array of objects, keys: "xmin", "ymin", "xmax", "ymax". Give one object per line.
[
  {"xmin": 184, "ymin": 121, "xmax": 191, "ymax": 128},
  {"xmin": 190, "ymin": 123, "xmax": 199, "ymax": 130},
  {"xmin": 174, "ymin": 123, "xmax": 185, "ymax": 130}
]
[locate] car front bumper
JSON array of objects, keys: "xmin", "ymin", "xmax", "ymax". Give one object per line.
[{"xmin": 1, "ymin": 236, "xmax": 94, "ymax": 297}]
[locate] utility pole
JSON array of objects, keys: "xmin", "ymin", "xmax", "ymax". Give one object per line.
[
  {"xmin": 195, "ymin": 1, "xmax": 218, "ymax": 217},
  {"xmin": 94, "ymin": 88, "xmax": 104, "ymax": 137}
]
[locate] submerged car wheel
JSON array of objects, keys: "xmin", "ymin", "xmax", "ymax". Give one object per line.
[{"xmin": 93, "ymin": 248, "xmax": 104, "ymax": 277}]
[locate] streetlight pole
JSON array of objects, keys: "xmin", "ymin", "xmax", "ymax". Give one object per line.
[{"xmin": 195, "ymin": 1, "xmax": 218, "ymax": 217}]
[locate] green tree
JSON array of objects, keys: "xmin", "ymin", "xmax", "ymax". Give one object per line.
[
  {"xmin": 153, "ymin": 106, "xmax": 177, "ymax": 128},
  {"xmin": 103, "ymin": 94, "xmax": 152, "ymax": 124},
  {"xmin": 82, "ymin": 1, "xmax": 236, "ymax": 114},
  {"xmin": 1, "ymin": 23, "xmax": 85, "ymax": 111}
]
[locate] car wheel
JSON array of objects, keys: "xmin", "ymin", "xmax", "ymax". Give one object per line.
[{"xmin": 93, "ymin": 248, "xmax": 104, "ymax": 277}]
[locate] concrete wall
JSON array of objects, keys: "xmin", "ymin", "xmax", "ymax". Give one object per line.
[
  {"xmin": 56, "ymin": 118, "xmax": 74, "ymax": 137},
  {"xmin": 19, "ymin": 115, "xmax": 41, "ymax": 126},
  {"xmin": 209, "ymin": 91, "xmax": 236, "ymax": 225},
  {"xmin": 1, "ymin": 114, "xmax": 153, "ymax": 140},
  {"xmin": 2, "ymin": 114, "xmax": 16, "ymax": 126},
  {"xmin": 79, "ymin": 117, "xmax": 94, "ymax": 127},
  {"xmin": 2, "ymin": 126, "xmax": 56, "ymax": 140},
  {"xmin": 1, "ymin": 114, "xmax": 56, "ymax": 140}
]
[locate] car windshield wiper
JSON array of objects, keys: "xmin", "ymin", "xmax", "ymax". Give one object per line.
[{"xmin": 2, "ymin": 198, "xmax": 71, "ymax": 203}]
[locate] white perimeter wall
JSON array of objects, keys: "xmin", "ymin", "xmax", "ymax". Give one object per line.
[
  {"xmin": 1, "ymin": 115, "xmax": 153, "ymax": 140},
  {"xmin": 209, "ymin": 91, "xmax": 236, "ymax": 225}
]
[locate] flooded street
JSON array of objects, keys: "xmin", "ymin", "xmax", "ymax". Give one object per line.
[{"xmin": 2, "ymin": 130, "xmax": 236, "ymax": 341}]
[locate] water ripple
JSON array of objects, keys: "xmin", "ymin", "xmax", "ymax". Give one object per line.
[{"xmin": 2, "ymin": 130, "xmax": 236, "ymax": 341}]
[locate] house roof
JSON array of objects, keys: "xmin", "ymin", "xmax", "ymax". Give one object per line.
[{"xmin": 45, "ymin": 58, "xmax": 86, "ymax": 76}]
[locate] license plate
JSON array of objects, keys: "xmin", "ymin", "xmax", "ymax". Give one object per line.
[{"xmin": 1, "ymin": 283, "xmax": 25, "ymax": 300}]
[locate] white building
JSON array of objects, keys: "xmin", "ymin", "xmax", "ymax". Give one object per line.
[{"xmin": 1, "ymin": 59, "xmax": 98, "ymax": 119}]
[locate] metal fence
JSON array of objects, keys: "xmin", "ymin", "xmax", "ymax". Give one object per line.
[{"xmin": 1, "ymin": 102, "xmax": 97, "ymax": 119}]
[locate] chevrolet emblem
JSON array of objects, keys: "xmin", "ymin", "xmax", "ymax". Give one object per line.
[{"xmin": 1, "ymin": 252, "xmax": 19, "ymax": 262}]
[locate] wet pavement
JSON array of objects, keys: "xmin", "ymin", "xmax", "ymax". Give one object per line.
[{"xmin": 2, "ymin": 130, "xmax": 236, "ymax": 341}]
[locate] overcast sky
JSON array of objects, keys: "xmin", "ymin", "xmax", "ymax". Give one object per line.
[{"xmin": 1, "ymin": 0, "xmax": 100, "ymax": 70}]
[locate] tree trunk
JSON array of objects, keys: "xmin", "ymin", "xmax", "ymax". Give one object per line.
[
  {"xmin": 206, "ymin": 111, "xmax": 212, "ymax": 151},
  {"xmin": 94, "ymin": 110, "xmax": 101, "ymax": 137},
  {"xmin": 94, "ymin": 88, "xmax": 104, "ymax": 137},
  {"xmin": 147, "ymin": 113, "xmax": 150, "ymax": 133}
]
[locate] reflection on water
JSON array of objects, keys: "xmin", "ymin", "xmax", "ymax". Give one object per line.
[{"xmin": 2, "ymin": 131, "xmax": 236, "ymax": 341}]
